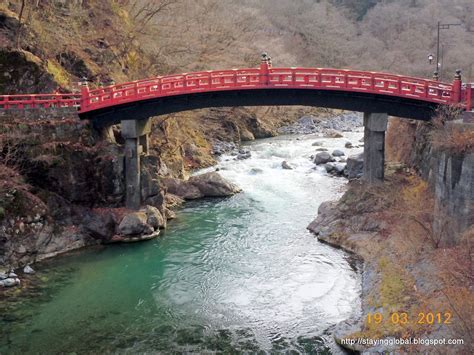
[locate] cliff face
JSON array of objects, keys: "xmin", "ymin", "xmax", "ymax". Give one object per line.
[
  {"xmin": 0, "ymin": 109, "xmax": 129, "ymax": 267},
  {"xmin": 387, "ymin": 119, "xmax": 473, "ymax": 246},
  {"xmin": 432, "ymin": 149, "xmax": 473, "ymax": 244}
]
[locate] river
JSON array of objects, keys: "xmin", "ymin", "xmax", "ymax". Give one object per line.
[{"xmin": 1, "ymin": 130, "xmax": 363, "ymax": 354}]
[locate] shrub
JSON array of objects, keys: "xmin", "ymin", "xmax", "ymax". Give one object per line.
[{"xmin": 429, "ymin": 105, "xmax": 474, "ymax": 153}]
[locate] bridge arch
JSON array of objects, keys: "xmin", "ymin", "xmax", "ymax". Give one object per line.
[
  {"xmin": 77, "ymin": 61, "xmax": 469, "ymax": 127},
  {"xmin": 1, "ymin": 57, "xmax": 471, "ymax": 210}
]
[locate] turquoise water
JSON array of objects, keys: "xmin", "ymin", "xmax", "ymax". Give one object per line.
[{"xmin": 1, "ymin": 133, "xmax": 362, "ymax": 354}]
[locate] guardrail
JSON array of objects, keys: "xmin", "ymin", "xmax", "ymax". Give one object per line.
[
  {"xmin": 80, "ymin": 67, "xmax": 460, "ymax": 113},
  {"xmin": 0, "ymin": 93, "xmax": 81, "ymax": 110},
  {"xmin": 0, "ymin": 67, "xmax": 469, "ymax": 113}
]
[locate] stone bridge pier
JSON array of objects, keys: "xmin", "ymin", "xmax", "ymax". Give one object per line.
[
  {"xmin": 121, "ymin": 119, "xmax": 151, "ymax": 210},
  {"xmin": 362, "ymin": 112, "xmax": 388, "ymax": 183}
]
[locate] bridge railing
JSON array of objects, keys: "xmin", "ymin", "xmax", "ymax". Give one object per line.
[
  {"xmin": 0, "ymin": 68, "xmax": 468, "ymax": 113},
  {"xmin": 80, "ymin": 67, "xmax": 459, "ymax": 113},
  {"xmin": 0, "ymin": 93, "xmax": 81, "ymax": 110}
]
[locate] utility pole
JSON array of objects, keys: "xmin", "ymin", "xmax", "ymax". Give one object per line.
[{"xmin": 435, "ymin": 21, "xmax": 461, "ymax": 80}]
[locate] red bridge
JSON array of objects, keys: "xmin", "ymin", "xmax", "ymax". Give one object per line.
[
  {"xmin": 0, "ymin": 60, "xmax": 472, "ymax": 125},
  {"xmin": 1, "ymin": 57, "xmax": 472, "ymax": 210}
]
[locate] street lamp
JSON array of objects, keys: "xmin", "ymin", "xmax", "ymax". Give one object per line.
[{"xmin": 435, "ymin": 21, "xmax": 461, "ymax": 79}]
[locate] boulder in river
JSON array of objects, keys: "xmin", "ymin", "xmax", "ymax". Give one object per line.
[
  {"xmin": 162, "ymin": 177, "xmax": 202, "ymax": 200},
  {"xmin": 163, "ymin": 172, "xmax": 241, "ymax": 200},
  {"xmin": 236, "ymin": 149, "xmax": 251, "ymax": 160},
  {"xmin": 118, "ymin": 212, "xmax": 153, "ymax": 236},
  {"xmin": 145, "ymin": 206, "xmax": 166, "ymax": 230},
  {"xmin": 314, "ymin": 152, "xmax": 335, "ymax": 165},
  {"xmin": 188, "ymin": 172, "xmax": 241, "ymax": 197},
  {"xmin": 315, "ymin": 148, "xmax": 328, "ymax": 152},
  {"xmin": 23, "ymin": 265, "xmax": 35, "ymax": 274},
  {"xmin": 344, "ymin": 153, "xmax": 364, "ymax": 179},
  {"xmin": 0, "ymin": 277, "xmax": 20, "ymax": 287},
  {"xmin": 345, "ymin": 141, "xmax": 353, "ymax": 148},
  {"xmin": 312, "ymin": 141, "xmax": 323, "ymax": 146},
  {"xmin": 281, "ymin": 161, "xmax": 293, "ymax": 170},
  {"xmin": 325, "ymin": 163, "xmax": 346, "ymax": 176},
  {"xmin": 332, "ymin": 149, "xmax": 345, "ymax": 157},
  {"xmin": 249, "ymin": 168, "xmax": 264, "ymax": 175},
  {"xmin": 324, "ymin": 129, "xmax": 344, "ymax": 138}
]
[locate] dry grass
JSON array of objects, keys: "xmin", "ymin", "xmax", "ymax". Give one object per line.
[
  {"xmin": 429, "ymin": 105, "xmax": 474, "ymax": 154},
  {"xmin": 386, "ymin": 118, "xmax": 418, "ymax": 163},
  {"xmin": 333, "ymin": 172, "xmax": 472, "ymax": 353}
]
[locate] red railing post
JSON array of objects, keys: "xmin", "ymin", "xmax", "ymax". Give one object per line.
[
  {"xmin": 259, "ymin": 52, "xmax": 271, "ymax": 86},
  {"xmin": 452, "ymin": 69, "xmax": 462, "ymax": 104},
  {"xmin": 80, "ymin": 82, "xmax": 90, "ymax": 111}
]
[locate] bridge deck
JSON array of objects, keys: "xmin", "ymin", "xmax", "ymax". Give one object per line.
[{"xmin": 0, "ymin": 66, "xmax": 471, "ymax": 114}]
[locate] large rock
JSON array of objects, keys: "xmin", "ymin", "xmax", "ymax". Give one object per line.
[
  {"xmin": 145, "ymin": 206, "xmax": 166, "ymax": 230},
  {"xmin": 164, "ymin": 172, "xmax": 241, "ymax": 200},
  {"xmin": 0, "ymin": 277, "xmax": 20, "ymax": 287},
  {"xmin": 281, "ymin": 161, "xmax": 293, "ymax": 170},
  {"xmin": 84, "ymin": 210, "xmax": 116, "ymax": 241},
  {"xmin": 23, "ymin": 265, "xmax": 35, "ymax": 274},
  {"xmin": 188, "ymin": 172, "xmax": 241, "ymax": 197},
  {"xmin": 345, "ymin": 153, "xmax": 364, "ymax": 179},
  {"xmin": 324, "ymin": 129, "xmax": 343, "ymax": 138},
  {"xmin": 118, "ymin": 212, "xmax": 152, "ymax": 236},
  {"xmin": 162, "ymin": 177, "xmax": 202, "ymax": 200},
  {"xmin": 332, "ymin": 149, "xmax": 345, "ymax": 157},
  {"xmin": 314, "ymin": 152, "xmax": 335, "ymax": 165}
]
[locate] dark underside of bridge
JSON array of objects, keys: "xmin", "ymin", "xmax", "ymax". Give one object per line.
[{"xmin": 79, "ymin": 89, "xmax": 439, "ymax": 127}]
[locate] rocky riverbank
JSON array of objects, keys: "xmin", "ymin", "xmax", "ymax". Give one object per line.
[
  {"xmin": 307, "ymin": 168, "xmax": 472, "ymax": 354},
  {"xmin": 0, "ymin": 110, "xmax": 243, "ymax": 288}
]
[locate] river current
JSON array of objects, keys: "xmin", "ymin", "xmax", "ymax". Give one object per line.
[{"xmin": 1, "ymin": 131, "xmax": 363, "ymax": 354}]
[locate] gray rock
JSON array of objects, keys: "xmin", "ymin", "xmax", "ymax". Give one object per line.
[
  {"xmin": 312, "ymin": 141, "xmax": 323, "ymax": 146},
  {"xmin": 118, "ymin": 212, "xmax": 149, "ymax": 236},
  {"xmin": 8, "ymin": 272, "xmax": 17, "ymax": 278},
  {"xmin": 23, "ymin": 265, "xmax": 35, "ymax": 274},
  {"xmin": 212, "ymin": 140, "xmax": 237, "ymax": 156},
  {"xmin": 334, "ymin": 163, "xmax": 346, "ymax": 175},
  {"xmin": 188, "ymin": 172, "xmax": 241, "ymax": 197},
  {"xmin": 0, "ymin": 272, "xmax": 7, "ymax": 280},
  {"xmin": 281, "ymin": 161, "xmax": 293, "ymax": 170},
  {"xmin": 332, "ymin": 149, "xmax": 345, "ymax": 157},
  {"xmin": 249, "ymin": 168, "xmax": 263, "ymax": 175},
  {"xmin": 145, "ymin": 206, "xmax": 165, "ymax": 230},
  {"xmin": 314, "ymin": 152, "xmax": 335, "ymax": 165},
  {"xmin": 0, "ymin": 278, "xmax": 20, "ymax": 287},
  {"xmin": 84, "ymin": 211, "xmax": 116, "ymax": 241},
  {"xmin": 161, "ymin": 177, "xmax": 202, "ymax": 200},
  {"xmin": 345, "ymin": 153, "xmax": 364, "ymax": 179},
  {"xmin": 324, "ymin": 129, "xmax": 343, "ymax": 138},
  {"xmin": 315, "ymin": 148, "xmax": 328, "ymax": 152},
  {"xmin": 324, "ymin": 163, "xmax": 335, "ymax": 173},
  {"xmin": 345, "ymin": 141, "xmax": 353, "ymax": 148},
  {"xmin": 325, "ymin": 163, "xmax": 346, "ymax": 176},
  {"xmin": 164, "ymin": 207, "xmax": 176, "ymax": 220},
  {"xmin": 236, "ymin": 152, "xmax": 251, "ymax": 160}
]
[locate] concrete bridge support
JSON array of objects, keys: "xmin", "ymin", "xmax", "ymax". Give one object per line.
[
  {"xmin": 121, "ymin": 119, "xmax": 151, "ymax": 209},
  {"xmin": 363, "ymin": 112, "xmax": 388, "ymax": 184}
]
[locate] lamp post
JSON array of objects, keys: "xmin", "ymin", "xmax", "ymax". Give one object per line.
[{"xmin": 435, "ymin": 21, "xmax": 461, "ymax": 79}]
